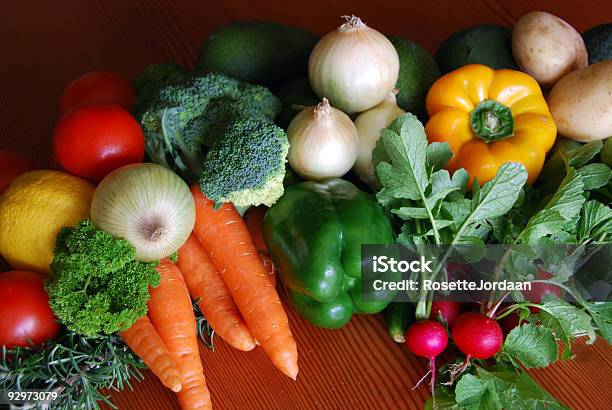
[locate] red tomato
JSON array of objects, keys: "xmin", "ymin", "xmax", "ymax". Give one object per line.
[
  {"xmin": 53, "ymin": 104, "xmax": 145, "ymax": 182},
  {"xmin": 0, "ymin": 150, "xmax": 37, "ymax": 194},
  {"xmin": 60, "ymin": 70, "xmax": 137, "ymax": 114},
  {"xmin": 0, "ymin": 271, "xmax": 61, "ymax": 348}
]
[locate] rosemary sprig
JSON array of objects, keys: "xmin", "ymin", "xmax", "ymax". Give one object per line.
[
  {"xmin": 193, "ymin": 301, "xmax": 215, "ymax": 351},
  {"xmin": 1, "ymin": 304, "xmax": 214, "ymax": 409},
  {"xmin": 0, "ymin": 331, "xmax": 144, "ymax": 410}
]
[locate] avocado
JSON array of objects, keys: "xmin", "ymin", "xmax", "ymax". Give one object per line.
[
  {"xmin": 435, "ymin": 24, "xmax": 518, "ymax": 73},
  {"xmin": 583, "ymin": 23, "xmax": 612, "ymax": 64},
  {"xmin": 274, "ymin": 76, "xmax": 319, "ymax": 128},
  {"xmin": 197, "ymin": 21, "xmax": 318, "ymax": 89},
  {"xmin": 388, "ymin": 36, "xmax": 440, "ymax": 120}
]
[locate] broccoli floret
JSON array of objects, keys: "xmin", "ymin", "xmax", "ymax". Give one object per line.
[
  {"xmin": 135, "ymin": 72, "xmax": 242, "ymax": 180},
  {"xmin": 133, "ymin": 63, "xmax": 190, "ymax": 94},
  {"xmin": 236, "ymin": 83, "xmax": 282, "ymax": 120},
  {"xmin": 199, "ymin": 119, "xmax": 289, "ymax": 207},
  {"xmin": 136, "ymin": 72, "xmax": 241, "ymax": 133},
  {"xmin": 199, "ymin": 94, "xmax": 277, "ymax": 143},
  {"xmin": 135, "ymin": 69, "xmax": 288, "ymax": 207},
  {"xmin": 47, "ymin": 220, "xmax": 159, "ymax": 337}
]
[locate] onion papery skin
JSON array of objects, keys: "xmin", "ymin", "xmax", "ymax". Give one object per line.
[
  {"xmin": 287, "ymin": 98, "xmax": 359, "ymax": 181},
  {"xmin": 353, "ymin": 92, "xmax": 405, "ymax": 186},
  {"xmin": 91, "ymin": 163, "xmax": 196, "ymax": 262},
  {"xmin": 308, "ymin": 16, "xmax": 400, "ymax": 114}
]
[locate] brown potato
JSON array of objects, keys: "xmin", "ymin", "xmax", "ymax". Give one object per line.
[
  {"xmin": 548, "ymin": 61, "xmax": 612, "ymax": 142},
  {"xmin": 512, "ymin": 11, "xmax": 587, "ymax": 88}
]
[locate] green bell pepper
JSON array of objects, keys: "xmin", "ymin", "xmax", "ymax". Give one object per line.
[{"xmin": 263, "ymin": 178, "xmax": 397, "ymax": 329}]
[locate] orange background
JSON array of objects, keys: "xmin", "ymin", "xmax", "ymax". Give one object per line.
[{"xmin": 1, "ymin": 1, "xmax": 611, "ymax": 409}]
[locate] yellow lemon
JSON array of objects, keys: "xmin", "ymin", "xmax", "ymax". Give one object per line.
[{"xmin": 0, "ymin": 170, "xmax": 94, "ymax": 275}]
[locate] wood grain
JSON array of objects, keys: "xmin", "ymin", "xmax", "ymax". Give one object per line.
[{"xmin": 1, "ymin": 1, "xmax": 611, "ymax": 409}]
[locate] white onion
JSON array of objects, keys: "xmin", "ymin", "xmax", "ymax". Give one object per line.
[
  {"xmin": 353, "ymin": 91, "xmax": 405, "ymax": 186},
  {"xmin": 91, "ymin": 163, "xmax": 195, "ymax": 261},
  {"xmin": 287, "ymin": 98, "xmax": 358, "ymax": 180},
  {"xmin": 308, "ymin": 15, "xmax": 400, "ymax": 114}
]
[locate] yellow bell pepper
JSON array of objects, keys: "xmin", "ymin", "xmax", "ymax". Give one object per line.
[{"xmin": 425, "ymin": 64, "xmax": 556, "ymax": 185}]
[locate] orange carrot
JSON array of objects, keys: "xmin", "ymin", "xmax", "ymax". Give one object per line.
[
  {"xmin": 244, "ymin": 206, "xmax": 269, "ymax": 254},
  {"xmin": 178, "ymin": 233, "xmax": 256, "ymax": 352},
  {"xmin": 120, "ymin": 316, "xmax": 182, "ymax": 393},
  {"xmin": 191, "ymin": 185, "xmax": 298, "ymax": 380},
  {"xmin": 148, "ymin": 258, "xmax": 212, "ymax": 410}
]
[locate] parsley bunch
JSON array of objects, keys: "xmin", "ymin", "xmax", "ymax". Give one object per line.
[{"xmin": 47, "ymin": 220, "xmax": 160, "ymax": 337}]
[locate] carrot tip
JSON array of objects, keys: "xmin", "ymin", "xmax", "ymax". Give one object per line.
[
  {"xmin": 170, "ymin": 382, "xmax": 182, "ymax": 393},
  {"xmin": 286, "ymin": 369, "xmax": 299, "ymax": 380}
]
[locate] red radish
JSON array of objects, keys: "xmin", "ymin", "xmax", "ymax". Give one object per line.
[
  {"xmin": 451, "ymin": 312, "xmax": 503, "ymax": 359},
  {"xmin": 405, "ymin": 320, "xmax": 448, "ymax": 398},
  {"xmin": 429, "ymin": 300, "xmax": 463, "ymax": 326},
  {"xmin": 523, "ymin": 270, "xmax": 562, "ymax": 312}
]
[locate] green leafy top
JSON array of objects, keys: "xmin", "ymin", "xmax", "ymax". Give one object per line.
[
  {"xmin": 374, "ymin": 113, "xmax": 527, "ymax": 248},
  {"xmin": 47, "ymin": 220, "xmax": 159, "ymax": 337},
  {"xmin": 375, "ymin": 116, "xmax": 612, "ymax": 409},
  {"xmin": 498, "ymin": 139, "xmax": 612, "ymax": 246}
]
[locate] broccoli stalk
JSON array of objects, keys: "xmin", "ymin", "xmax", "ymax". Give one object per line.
[
  {"xmin": 46, "ymin": 220, "xmax": 159, "ymax": 337},
  {"xmin": 134, "ymin": 69, "xmax": 288, "ymax": 208}
]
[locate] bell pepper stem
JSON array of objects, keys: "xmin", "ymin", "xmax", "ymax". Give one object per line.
[{"xmin": 469, "ymin": 99, "xmax": 514, "ymax": 143}]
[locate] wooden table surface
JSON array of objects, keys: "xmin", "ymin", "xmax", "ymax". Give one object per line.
[{"xmin": 1, "ymin": 1, "xmax": 611, "ymax": 409}]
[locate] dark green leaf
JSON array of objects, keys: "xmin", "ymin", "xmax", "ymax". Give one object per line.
[
  {"xmin": 454, "ymin": 366, "xmax": 566, "ymax": 410},
  {"xmin": 375, "ymin": 113, "xmax": 452, "ymax": 244},
  {"xmin": 423, "ymin": 220, "xmax": 455, "ymax": 235},
  {"xmin": 427, "ymin": 141, "xmax": 454, "ymax": 171},
  {"xmin": 540, "ymin": 297, "xmax": 597, "ymax": 344},
  {"xmin": 384, "ymin": 114, "xmax": 429, "ymax": 196},
  {"xmin": 429, "ymin": 169, "xmax": 466, "ymax": 207},
  {"xmin": 577, "ymin": 163, "xmax": 612, "ymax": 190},
  {"xmin": 392, "ymin": 206, "xmax": 429, "ymax": 220},
  {"xmin": 500, "ymin": 370, "xmax": 567, "ymax": 410},
  {"xmin": 469, "ymin": 163, "xmax": 527, "ymax": 221},
  {"xmin": 567, "ymin": 141, "xmax": 603, "ymax": 168},
  {"xmin": 539, "ymin": 138, "xmax": 581, "ymax": 182},
  {"xmin": 455, "ymin": 374, "xmax": 500, "ymax": 410},
  {"xmin": 450, "ymin": 169, "xmax": 470, "ymax": 200},
  {"xmin": 577, "ymin": 200, "xmax": 612, "ymax": 242},
  {"xmin": 504, "ymin": 323, "xmax": 558, "ymax": 368},
  {"xmin": 443, "ymin": 199, "xmax": 472, "ymax": 231},
  {"xmin": 519, "ymin": 216, "xmax": 568, "ymax": 245},
  {"xmin": 543, "ymin": 169, "xmax": 585, "ymax": 220},
  {"xmin": 584, "ymin": 302, "xmax": 612, "ymax": 343}
]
